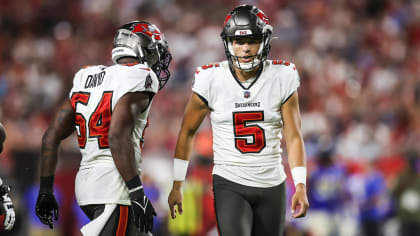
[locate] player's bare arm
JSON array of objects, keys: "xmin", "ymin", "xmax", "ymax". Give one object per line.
[
  {"xmin": 168, "ymin": 92, "xmax": 209, "ymax": 219},
  {"xmin": 40, "ymin": 100, "xmax": 76, "ymax": 176},
  {"xmin": 36, "ymin": 99, "xmax": 75, "ymax": 229},
  {"xmin": 174, "ymin": 93, "xmax": 209, "ymax": 163},
  {"xmin": 281, "ymin": 91, "xmax": 309, "ymax": 218},
  {"xmin": 109, "ymin": 91, "xmax": 153, "ymax": 181},
  {"xmin": 109, "ymin": 91, "xmax": 158, "ymax": 233}
]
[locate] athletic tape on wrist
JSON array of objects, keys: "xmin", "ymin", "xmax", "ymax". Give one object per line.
[
  {"xmin": 173, "ymin": 158, "xmax": 189, "ymax": 181},
  {"xmin": 291, "ymin": 166, "xmax": 307, "ymax": 187}
]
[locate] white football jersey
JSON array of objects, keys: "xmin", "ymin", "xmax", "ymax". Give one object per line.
[
  {"xmin": 68, "ymin": 63, "xmax": 159, "ymax": 205},
  {"xmin": 192, "ymin": 60, "xmax": 300, "ymax": 187}
]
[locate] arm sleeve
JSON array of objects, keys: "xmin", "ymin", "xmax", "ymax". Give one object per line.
[{"xmin": 281, "ymin": 64, "xmax": 301, "ymax": 104}]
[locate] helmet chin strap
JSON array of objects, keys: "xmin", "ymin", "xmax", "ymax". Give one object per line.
[
  {"xmin": 233, "ymin": 57, "xmax": 260, "ymax": 72},
  {"xmin": 242, "ymin": 59, "xmax": 261, "ymax": 71}
]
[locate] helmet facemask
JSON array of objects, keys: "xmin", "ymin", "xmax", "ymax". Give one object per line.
[{"xmin": 150, "ymin": 42, "xmax": 172, "ymax": 90}]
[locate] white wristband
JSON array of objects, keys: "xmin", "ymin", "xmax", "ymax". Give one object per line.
[
  {"xmin": 0, "ymin": 177, "xmax": 2, "ymax": 186},
  {"xmin": 173, "ymin": 158, "xmax": 189, "ymax": 181},
  {"xmin": 291, "ymin": 167, "xmax": 306, "ymax": 187}
]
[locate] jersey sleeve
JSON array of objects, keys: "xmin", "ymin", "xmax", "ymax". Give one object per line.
[
  {"xmin": 192, "ymin": 67, "xmax": 212, "ymax": 105},
  {"xmin": 281, "ymin": 63, "xmax": 300, "ymax": 104},
  {"xmin": 114, "ymin": 66, "xmax": 159, "ymax": 104}
]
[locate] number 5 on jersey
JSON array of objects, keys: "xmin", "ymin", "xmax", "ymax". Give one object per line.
[
  {"xmin": 71, "ymin": 91, "xmax": 113, "ymax": 149},
  {"xmin": 233, "ymin": 111, "xmax": 266, "ymax": 153}
]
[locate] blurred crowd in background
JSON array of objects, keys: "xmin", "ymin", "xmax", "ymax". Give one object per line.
[{"xmin": 0, "ymin": 0, "xmax": 420, "ymax": 235}]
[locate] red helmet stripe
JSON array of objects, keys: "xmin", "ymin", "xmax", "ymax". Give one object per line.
[
  {"xmin": 223, "ymin": 14, "xmax": 232, "ymax": 26},
  {"xmin": 256, "ymin": 12, "xmax": 269, "ymax": 24}
]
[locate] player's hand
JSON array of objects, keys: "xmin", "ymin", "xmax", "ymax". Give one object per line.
[
  {"xmin": 35, "ymin": 192, "xmax": 59, "ymax": 229},
  {"xmin": 291, "ymin": 183, "xmax": 309, "ymax": 218},
  {"xmin": 168, "ymin": 181, "xmax": 183, "ymax": 219},
  {"xmin": 0, "ymin": 185, "xmax": 15, "ymax": 231},
  {"xmin": 129, "ymin": 189, "xmax": 156, "ymax": 233}
]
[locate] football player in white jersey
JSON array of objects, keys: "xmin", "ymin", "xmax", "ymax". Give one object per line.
[
  {"xmin": 35, "ymin": 21, "xmax": 172, "ymax": 235},
  {"xmin": 168, "ymin": 5, "xmax": 309, "ymax": 236},
  {"xmin": 0, "ymin": 122, "xmax": 15, "ymax": 232}
]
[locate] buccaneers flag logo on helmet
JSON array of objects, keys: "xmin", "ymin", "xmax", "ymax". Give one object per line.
[{"xmin": 130, "ymin": 23, "xmax": 162, "ymax": 41}]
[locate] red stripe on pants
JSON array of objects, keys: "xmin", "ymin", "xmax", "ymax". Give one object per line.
[{"xmin": 116, "ymin": 206, "xmax": 129, "ymax": 236}]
